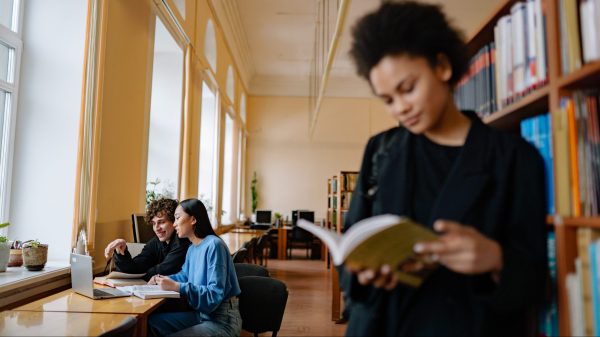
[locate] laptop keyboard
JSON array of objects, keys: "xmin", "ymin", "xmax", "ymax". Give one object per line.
[{"xmin": 93, "ymin": 289, "xmax": 113, "ymax": 297}]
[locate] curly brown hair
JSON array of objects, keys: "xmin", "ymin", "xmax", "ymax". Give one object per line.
[{"xmin": 145, "ymin": 198, "xmax": 178, "ymax": 225}]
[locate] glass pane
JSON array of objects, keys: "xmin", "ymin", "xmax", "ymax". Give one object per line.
[
  {"xmin": 199, "ymin": 82, "xmax": 217, "ymax": 226},
  {"xmin": 0, "ymin": 90, "xmax": 7, "ymax": 155},
  {"xmin": 0, "ymin": 41, "xmax": 14, "ymax": 83},
  {"xmin": 146, "ymin": 18, "xmax": 184, "ymax": 204},
  {"xmin": 0, "ymin": 0, "xmax": 14, "ymax": 31},
  {"xmin": 222, "ymin": 114, "xmax": 234, "ymax": 224},
  {"xmin": 173, "ymin": 0, "xmax": 185, "ymax": 18}
]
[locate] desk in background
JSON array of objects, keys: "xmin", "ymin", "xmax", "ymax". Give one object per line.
[{"xmin": 0, "ymin": 311, "xmax": 135, "ymax": 336}]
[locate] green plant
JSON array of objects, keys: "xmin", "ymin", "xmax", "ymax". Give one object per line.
[
  {"xmin": 251, "ymin": 171, "xmax": 258, "ymax": 213},
  {"xmin": 22, "ymin": 240, "xmax": 42, "ymax": 248},
  {"xmin": 274, "ymin": 212, "xmax": 282, "ymax": 220},
  {"xmin": 0, "ymin": 222, "xmax": 10, "ymax": 243}
]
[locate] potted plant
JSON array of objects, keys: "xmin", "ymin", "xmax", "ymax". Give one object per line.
[
  {"xmin": 8, "ymin": 240, "xmax": 23, "ymax": 267},
  {"xmin": 0, "ymin": 222, "xmax": 10, "ymax": 272},
  {"xmin": 22, "ymin": 240, "xmax": 48, "ymax": 271},
  {"xmin": 274, "ymin": 212, "xmax": 282, "ymax": 227},
  {"xmin": 251, "ymin": 171, "xmax": 258, "ymax": 221}
]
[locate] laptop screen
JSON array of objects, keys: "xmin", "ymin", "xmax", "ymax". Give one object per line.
[{"xmin": 255, "ymin": 210, "xmax": 271, "ymax": 224}]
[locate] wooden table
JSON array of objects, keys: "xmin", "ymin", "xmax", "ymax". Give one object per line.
[
  {"xmin": 221, "ymin": 232, "xmax": 263, "ymax": 254},
  {"xmin": 277, "ymin": 226, "xmax": 294, "ymax": 260},
  {"xmin": 0, "ymin": 310, "xmax": 135, "ymax": 336},
  {"xmin": 12, "ymin": 288, "xmax": 165, "ymax": 336}
]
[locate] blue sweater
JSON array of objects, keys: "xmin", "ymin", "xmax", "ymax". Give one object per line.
[{"xmin": 169, "ymin": 235, "xmax": 241, "ymax": 314}]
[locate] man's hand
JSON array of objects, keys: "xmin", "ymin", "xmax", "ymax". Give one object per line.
[
  {"xmin": 104, "ymin": 238, "xmax": 127, "ymax": 258},
  {"xmin": 414, "ymin": 220, "xmax": 503, "ymax": 278},
  {"xmin": 154, "ymin": 275, "xmax": 180, "ymax": 292}
]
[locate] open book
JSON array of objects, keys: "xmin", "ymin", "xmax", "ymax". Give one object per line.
[
  {"xmin": 297, "ymin": 214, "xmax": 439, "ymax": 287},
  {"xmin": 93, "ymin": 271, "xmax": 147, "ymax": 287},
  {"xmin": 116, "ymin": 285, "xmax": 180, "ymax": 299}
]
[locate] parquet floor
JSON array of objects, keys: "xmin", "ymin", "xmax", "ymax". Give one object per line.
[{"xmin": 243, "ymin": 254, "xmax": 347, "ymax": 336}]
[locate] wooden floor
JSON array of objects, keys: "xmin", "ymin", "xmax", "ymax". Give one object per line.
[{"xmin": 244, "ymin": 253, "xmax": 347, "ymax": 336}]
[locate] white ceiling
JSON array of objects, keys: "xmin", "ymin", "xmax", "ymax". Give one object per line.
[{"xmin": 218, "ymin": 0, "xmax": 503, "ymax": 98}]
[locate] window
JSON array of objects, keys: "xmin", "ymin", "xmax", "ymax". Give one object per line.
[
  {"xmin": 7, "ymin": 0, "xmax": 86, "ymax": 261},
  {"xmin": 226, "ymin": 65, "xmax": 234, "ymax": 104},
  {"xmin": 240, "ymin": 93, "xmax": 246, "ymax": 125},
  {"xmin": 173, "ymin": 0, "xmax": 185, "ymax": 18},
  {"xmin": 237, "ymin": 129, "xmax": 245, "ymax": 220},
  {"xmin": 146, "ymin": 17, "xmax": 184, "ymax": 203},
  {"xmin": 0, "ymin": 0, "xmax": 21, "ymax": 233},
  {"xmin": 221, "ymin": 112, "xmax": 235, "ymax": 224},
  {"xmin": 198, "ymin": 81, "xmax": 219, "ymax": 226},
  {"xmin": 204, "ymin": 20, "xmax": 217, "ymax": 72}
]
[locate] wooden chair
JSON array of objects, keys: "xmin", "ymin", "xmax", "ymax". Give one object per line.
[{"xmin": 232, "ymin": 248, "xmax": 248, "ymax": 263}]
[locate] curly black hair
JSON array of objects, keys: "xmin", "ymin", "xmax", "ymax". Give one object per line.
[
  {"xmin": 145, "ymin": 198, "xmax": 178, "ymax": 225},
  {"xmin": 349, "ymin": 1, "xmax": 469, "ymax": 87}
]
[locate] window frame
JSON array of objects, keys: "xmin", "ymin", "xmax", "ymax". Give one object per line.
[{"xmin": 0, "ymin": 0, "xmax": 23, "ymax": 226}]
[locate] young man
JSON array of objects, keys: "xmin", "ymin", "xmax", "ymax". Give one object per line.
[
  {"xmin": 104, "ymin": 198, "xmax": 190, "ymax": 281},
  {"xmin": 341, "ymin": 2, "xmax": 547, "ymax": 336}
]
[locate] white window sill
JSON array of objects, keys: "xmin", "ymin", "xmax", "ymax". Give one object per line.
[{"xmin": 0, "ymin": 260, "xmax": 70, "ymax": 293}]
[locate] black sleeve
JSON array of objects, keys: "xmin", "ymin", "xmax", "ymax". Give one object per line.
[
  {"xmin": 144, "ymin": 239, "xmax": 189, "ymax": 278},
  {"xmin": 476, "ymin": 141, "xmax": 548, "ymax": 315},
  {"xmin": 113, "ymin": 239, "xmax": 161, "ymax": 279}
]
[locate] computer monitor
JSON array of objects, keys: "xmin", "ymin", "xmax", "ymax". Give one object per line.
[
  {"xmin": 255, "ymin": 210, "xmax": 272, "ymax": 224},
  {"xmin": 297, "ymin": 210, "xmax": 314, "ymax": 224},
  {"xmin": 131, "ymin": 214, "xmax": 155, "ymax": 243}
]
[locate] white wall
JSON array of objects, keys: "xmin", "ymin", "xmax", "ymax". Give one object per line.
[
  {"xmin": 246, "ymin": 96, "xmax": 396, "ymax": 222},
  {"xmin": 9, "ymin": 0, "xmax": 86, "ymax": 261}
]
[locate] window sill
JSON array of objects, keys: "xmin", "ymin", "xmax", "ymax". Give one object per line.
[{"xmin": 0, "ymin": 260, "xmax": 70, "ymax": 309}]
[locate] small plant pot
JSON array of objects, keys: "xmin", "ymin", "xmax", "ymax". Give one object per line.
[
  {"xmin": 22, "ymin": 245, "xmax": 48, "ymax": 271},
  {"xmin": 8, "ymin": 249, "xmax": 23, "ymax": 267},
  {"xmin": 0, "ymin": 242, "xmax": 9, "ymax": 272}
]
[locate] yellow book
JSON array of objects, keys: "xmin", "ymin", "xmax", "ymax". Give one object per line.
[{"xmin": 298, "ymin": 214, "xmax": 438, "ymax": 287}]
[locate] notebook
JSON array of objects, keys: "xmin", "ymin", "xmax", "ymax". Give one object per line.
[{"xmin": 70, "ymin": 253, "xmax": 130, "ymax": 300}]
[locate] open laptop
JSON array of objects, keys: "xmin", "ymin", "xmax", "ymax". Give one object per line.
[{"xmin": 70, "ymin": 253, "xmax": 131, "ymax": 299}]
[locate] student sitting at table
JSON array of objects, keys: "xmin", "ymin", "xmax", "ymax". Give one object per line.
[
  {"xmin": 147, "ymin": 198, "xmax": 241, "ymax": 337},
  {"xmin": 104, "ymin": 198, "xmax": 191, "ymax": 281}
]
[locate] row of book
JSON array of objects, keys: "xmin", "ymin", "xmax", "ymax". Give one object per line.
[
  {"xmin": 340, "ymin": 173, "xmax": 357, "ymax": 192},
  {"xmin": 520, "ymin": 113, "xmax": 555, "ymax": 214},
  {"xmin": 559, "ymin": 0, "xmax": 600, "ymax": 75},
  {"xmin": 538, "ymin": 231, "xmax": 558, "ymax": 337},
  {"xmin": 565, "ymin": 228, "xmax": 600, "ymax": 336},
  {"xmin": 455, "ymin": 0, "xmax": 548, "ymax": 117},
  {"xmin": 562, "ymin": 90, "xmax": 600, "ymax": 217}
]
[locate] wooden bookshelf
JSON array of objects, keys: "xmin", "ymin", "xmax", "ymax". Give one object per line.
[
  {"xmin": 328, "ymin": 171, "xmax": 357, "ymax": 322},
  {"xmin": 483, "ymin": 85, "xmax": 550, "ymax": 129},
  {"xmin": 463, "ymin": 0, "xmax": 600, "ymax": 335}
]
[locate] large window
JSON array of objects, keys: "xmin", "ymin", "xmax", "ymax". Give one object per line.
[
  {"xmin": 146, "ymin": 17, "xmax": 184, "ymax": 203},
  {"xmin": 198, "ymin": 81, "xmax": 218, "ymax": 226},
  {"xmin": 0, "ymin": 0, "xmax": 21, "ymax": 232},
  {"xmin": 221, "ymin": 111, "xmax": 235, "ymax": 224}
]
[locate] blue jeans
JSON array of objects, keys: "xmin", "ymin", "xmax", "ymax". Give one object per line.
[{"xmin": 148, "ymin": 298, "xmax": 242, "ymax": 337}]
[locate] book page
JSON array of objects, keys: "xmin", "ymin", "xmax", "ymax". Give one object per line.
[
  {"xmin": 106, "ymin": 271, "xmax": 146, "ymax": 279},
  {"xmin": 346, "ymin": 221, "xmax": 438, "ymax": 287}
]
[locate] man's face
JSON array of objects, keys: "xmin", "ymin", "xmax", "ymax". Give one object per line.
[
  {"xmin": 369, "ymin": 53, "xmax": 453, "ymax": 135},
  {"xmin": 150, "ymin": 212, "xmax": 175, "ymax": 242}
]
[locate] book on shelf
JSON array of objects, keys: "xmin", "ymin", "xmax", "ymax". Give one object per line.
[
  {"xmin": 93, "ymin": 271, "xmax": 147, "ymax": 287},
  {"xmin": 297, "ymin": 214, "xmax": 438, "ymax": 287},
  {"xmin": 116, "ymin": 285, "xmax": 180, "ymax": 299}
]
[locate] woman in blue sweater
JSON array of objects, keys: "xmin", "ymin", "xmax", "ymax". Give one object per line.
[{"xmin": 148, "ymin": 198, "xmax": 241, "ymax": 337}]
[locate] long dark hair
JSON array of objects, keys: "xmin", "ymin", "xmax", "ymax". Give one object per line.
[{"xmin": 179, "ymin": 198, "xmax": 217, "ymax": 239}]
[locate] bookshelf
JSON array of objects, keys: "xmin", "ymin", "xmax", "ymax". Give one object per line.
[
  {"xmin": 460, "ymin": 0, "xmax": 600, "ymax": 335},
  {"xmin": 328, "ymin": 171, "xmax": 357, "ymax": 322}
]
